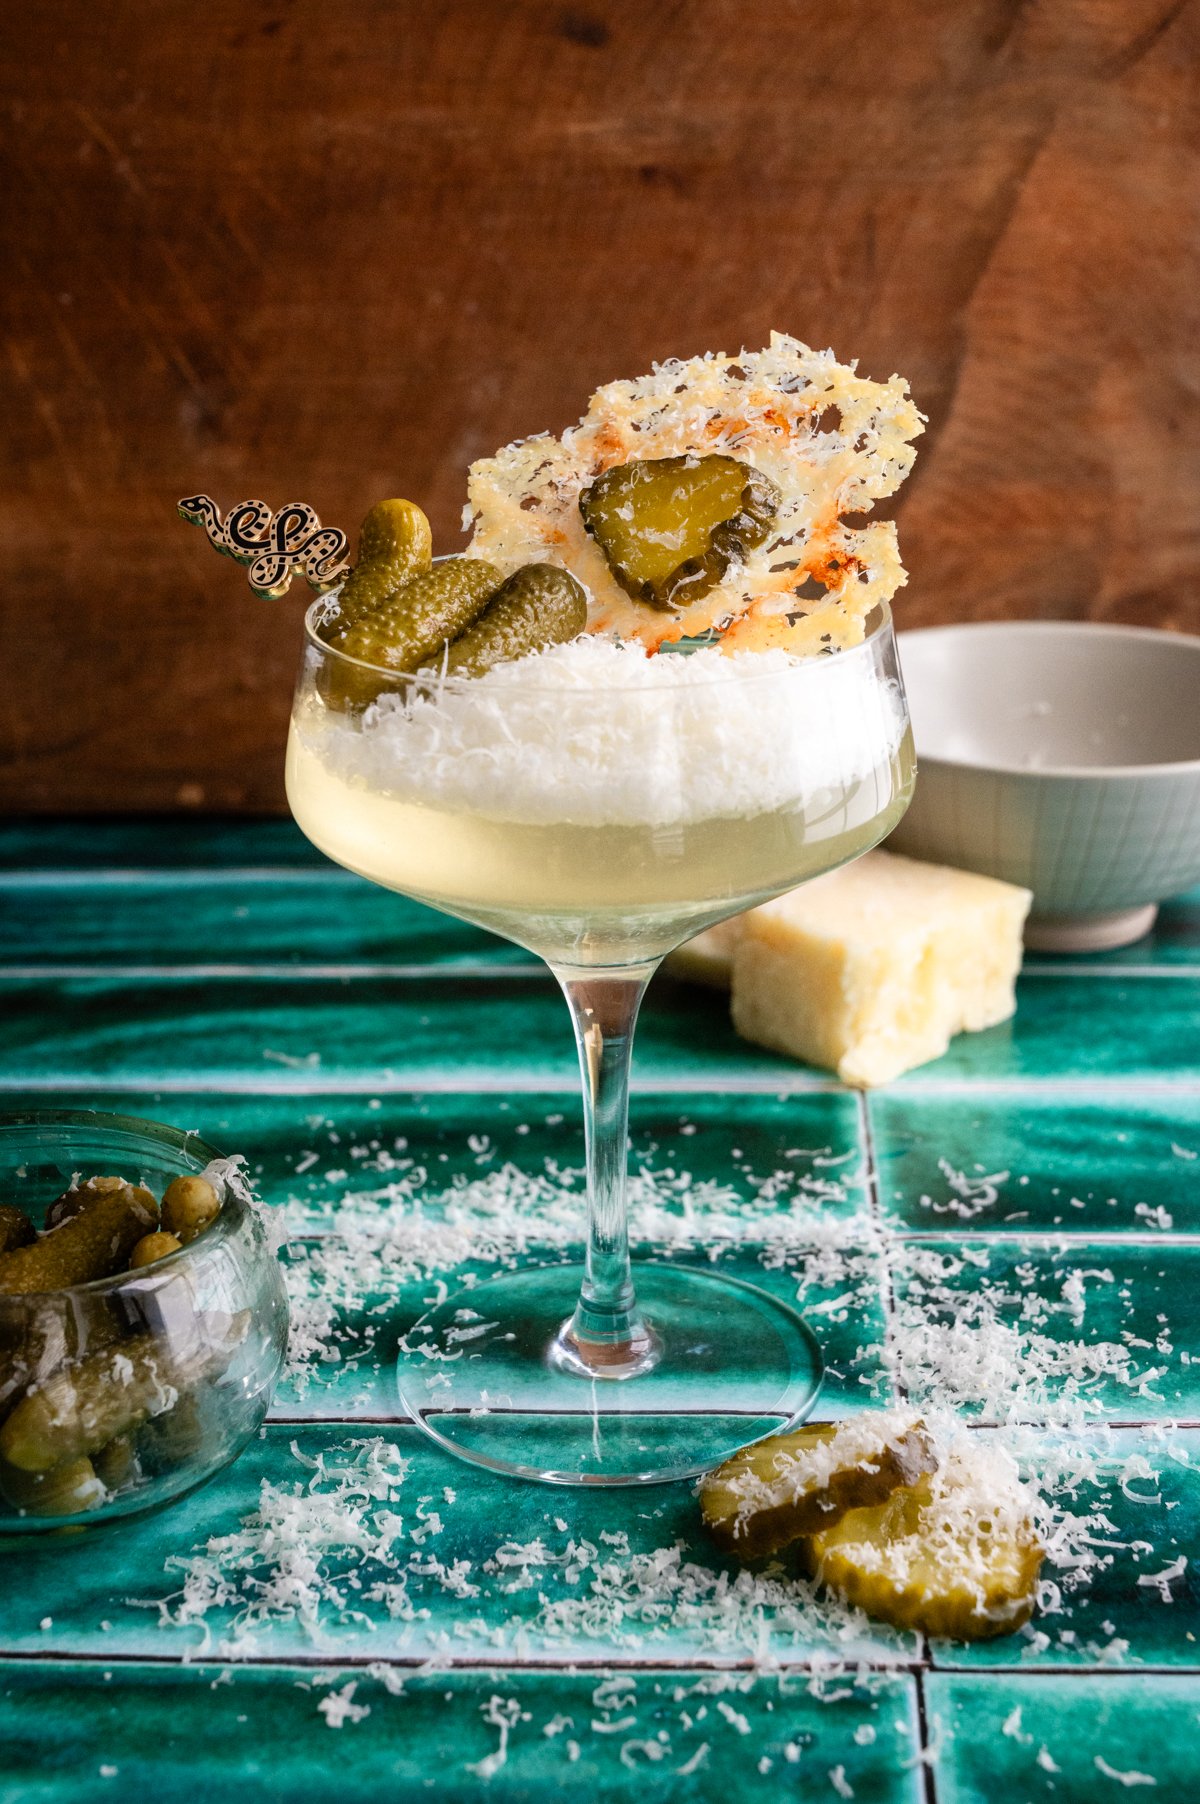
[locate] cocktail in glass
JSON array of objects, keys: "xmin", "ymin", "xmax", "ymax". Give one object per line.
[{"xmin": 286, "ymin": 601, "xmax": 914, "ymax": 1484}]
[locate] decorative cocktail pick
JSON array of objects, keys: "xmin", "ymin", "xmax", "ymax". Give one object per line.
[{"xmin": 178, "ymin": 495, "xmax": 351, "ymax": 599}]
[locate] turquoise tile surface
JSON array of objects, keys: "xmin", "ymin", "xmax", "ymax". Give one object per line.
[
  {"xmin": 273, "ymin": 1242, "xmax": 892, "ymax": 1421},
  {"xmin": 932, "ymin": 1430, "xmax": 1200, "ymax": 1670},
  {"xmin": 6, "ymin": 967, "xmax": 1200, "ymax": 1091},
  {"xmin": 0, "ymin": 971, "xmax": 798, "ymax": 1090},
  {"xmin": 892, "ymin": 1237, "xmax": 1200, "ymax": 1419},
  {"xmin": 0, "ymin": 816, "xmax": 321, "ymax": 870},
  {"xmin": 894, "ymin": 973, "xmax": 1200, "ymax": 1083},
  {"xmin": 3, "ymin": 820, "xmax": 1200, "ymax": 1800},
  {"xmin": 872, "ymin": 1092, "xmax": 1200, "ymax": 1233},
  {"xmin": 0, "ymin": 1086, "xmax": 866, "ymax": 1221},
  {"xmin": 2, "ymin": 875, "xmax": 527, "ymax": 969},
  {"xmin": 0, "ymin": 1422, "xmax": 911, "ymax": 1666},
  {"xmin": 928, "ymin": 1672, "xmax": 1200, "ymax": 1802},
  {"xmin": 0, "ymin": 1662, "xmax": 923, "ymax": 1803}
]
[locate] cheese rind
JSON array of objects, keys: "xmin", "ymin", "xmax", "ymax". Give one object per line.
[{"xmin": 719, "ymin": 851, "xmax": 1031, "ymax": 1087}]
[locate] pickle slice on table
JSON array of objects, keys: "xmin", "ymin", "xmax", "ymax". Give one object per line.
[
  {"xmin": 802, "ymin": 1446, "xmax": 1044, "ymax": 1641},
  {"xmin": 329, "ymin": 498, "xmax": 433, "ymax": 629},
  {"xmin": 579, "ymin": 454, "xmax": 781, "ymax": 611},
  {"xmin": 442, "ymin": 563, "xmax": 588, "ymax": 677},
  {"xmin": 700, "ymin": 1413, "xmax": 937, "ymax": 1559}
]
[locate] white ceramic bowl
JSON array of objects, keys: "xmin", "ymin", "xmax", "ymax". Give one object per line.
[{"xmin": 889, "ymin": 622, "xmax": 1200, "ymax": 951}]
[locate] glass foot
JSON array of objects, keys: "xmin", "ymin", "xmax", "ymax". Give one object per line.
[{"xmin": 396, "ymin": 1262, "xmax": 823, "ymax": 1486}]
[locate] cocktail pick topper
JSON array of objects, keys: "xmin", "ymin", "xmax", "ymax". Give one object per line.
[{"xmin": 178, "ymin": 495, "xmax": 351, "ymax": 599}]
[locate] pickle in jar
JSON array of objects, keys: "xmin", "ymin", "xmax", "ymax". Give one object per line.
[
  {"xmin": 0, "ymin": 1205, "xmax": 35, "ymax": 1256},
  {"xmin": 46, "ymin": 1173, "xmax": 159, "ymax": 1232},
  {"xmin": 0, "ymin": 1314, "xmax": 247, "ymax": 1473},
  {"xmin": 0, "ymin": 1184, "xmax": 158, "ymax": 1295},
  {"xmin": 0, "ymin": 1453, "xmax": 106, "ymax": 1518}
]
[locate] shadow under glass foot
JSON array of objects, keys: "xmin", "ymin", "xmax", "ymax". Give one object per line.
[{"xmin": 395, "ymin": 1262, "xmax": 823, "ymax": 1487}]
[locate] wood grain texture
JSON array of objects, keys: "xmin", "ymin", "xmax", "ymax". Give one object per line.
[{"xmin": 2, "ymin": 0, "xmax": 1198, "ymax": 812}]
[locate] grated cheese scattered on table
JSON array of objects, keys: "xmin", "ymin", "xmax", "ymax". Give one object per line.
[{"xmin": 136, "ymin": 1121, "xmax": 1193, "ymax": 1791}]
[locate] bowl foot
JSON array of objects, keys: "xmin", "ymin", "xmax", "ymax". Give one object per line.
[{"xmin": 1024, "ymin": 903, "xmax": 1158, "ymax": 954}]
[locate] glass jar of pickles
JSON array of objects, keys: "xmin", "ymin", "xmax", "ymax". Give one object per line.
[{"xmin": 0, "ymin": 1109, "xmax": 288, "ymax": 1538}]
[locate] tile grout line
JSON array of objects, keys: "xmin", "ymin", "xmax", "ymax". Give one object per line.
[
  {"xmin": 0, "ymin": 869, "xmax": 361, "ymax": 887},
  {"xmin": 914, "ymin": 1668, "xmax": 939, "ymax": 1804},
  {"xmin": 2, "ymin": 1646, "xmax": 1199, "ymax": 1678},
  {"xmin": 0, "ymin": 963, "xmax": 541, "ymax": 981},
  {"xmin": 0, "ymin": 1646, "xmax": 929, "ymax": 1675},
  {"xmin": 4, "ymin": 1074, "xmax": 1200, "ymax": 1098},
  {"xmin": 1019, "ymin": 965, "xmax": 1200, "ymax": 979},
  {"xmin": 3, "ymin": 960, "xmax": 1200, "ymax": 981},
  {"xmin": 7, "ymin": 1652, "xmax": 1198, "ymax": 1681},
  {"xmin": 0, "ymin": 1073, "xmax": 849, "ymax": 1096},
  {"xmin": 266, "ymin": 1411, "xmax": 1200, "ymax": 1430},
  {"xmin": 857, "ymin": 1091, "xmax": 909, "ymax": 1408}
]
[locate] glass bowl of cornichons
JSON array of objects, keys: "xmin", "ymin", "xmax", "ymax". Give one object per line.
[{"xmin": 0, "ymin": 1109, "xmax": 289, "ymax": 1539}]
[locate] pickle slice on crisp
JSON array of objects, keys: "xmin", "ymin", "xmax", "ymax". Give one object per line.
[
  {"xmin": 701, "ymin": 1414, "xmax": 937, "ymax": 1559},
  {"xmin": 803, "ymin": 1446, "xmax": 1043, "ymax": 1641},
  {"xmin": 579, "ymin": 454, "xmax": 781, "ymax": 612},
  {"xmin": 330, "ymin": 499, "xmax": 433, "ymax": 629},
  {"xmin": 442, "ymin": 563, "xmax": 587, "ymax": 678}
]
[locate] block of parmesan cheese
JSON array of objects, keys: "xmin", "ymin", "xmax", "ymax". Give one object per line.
[{"xmin": 706, "ymin": 851, "xmax": 1031, "ymax": 1088}]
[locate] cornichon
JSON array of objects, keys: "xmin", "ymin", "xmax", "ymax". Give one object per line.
[
  {"xmin": 93, "ymin": 1431, "xmax": 139, "ymax": 1491},
  {"xmin": 441, "ymin": 564, "xmax": 588, "ymax": 677},
  {"xmin": 333, "ymin": 558, "xmax": 502, "ymax": 671},
  {"xmin": 0, "ymin": 1315, "xmax": 247, "ymax": 1473},
  {"xmin": 700, "ymin": 1417, "xmax": 938, "ymax": 1560},
  {"xmin": 579, "ymin": 453, "xmax": 781, "ymax": 611},
  {"xmin": 129, "ymin": 1231, "xmax": 183, "ymax": 1269},
  {"xmin": 47, "ymin": 1173, "xmax": 158, "ymax": 1232},
  {"xmin": 0, "ymin": 1205, "xmax": 35, "ymax": 1256},
  {"xmin": 0, "ymin": 1453, "xmax": 105, "ymax": 1517},
  {"xmin": 160, "ymin": 1174, "xmax": 220, "ymax": 1244},
  {"xmin": 328, "ymin": 499, "xmax": 433, "ymax": 630},
  {"xmin": 136, "ymin": 1389, "xmax": 208, "ymax": 1473},
  {"xmin": 0, "ymin": 1185, "xmax": 158, "ymax": 1295}
]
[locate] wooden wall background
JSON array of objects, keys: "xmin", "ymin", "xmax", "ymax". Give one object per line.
[{"xmin": 2, "ymin": 0, "xmax": 1198, "ymax": 813}]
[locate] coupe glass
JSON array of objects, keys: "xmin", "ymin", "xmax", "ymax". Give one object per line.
[{"xmin": 286, "ymin": 598, "xmax": 914, "ymax": 1485}]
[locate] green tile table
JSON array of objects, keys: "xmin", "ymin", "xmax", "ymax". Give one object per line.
[{"xmin": 2, "ymin": 819, "xmax": 1200, "ymax": 1802}]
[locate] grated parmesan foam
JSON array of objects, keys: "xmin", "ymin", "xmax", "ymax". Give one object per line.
[{"xmin": 299, "ymin": 633, "xmax": 906, "ymax": 829}]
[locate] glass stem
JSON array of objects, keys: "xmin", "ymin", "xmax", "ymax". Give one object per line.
[{"xmin": 552, "ymin": 961, "xmax": 662, "ymax": 1379}]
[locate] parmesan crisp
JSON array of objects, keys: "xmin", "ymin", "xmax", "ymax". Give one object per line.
[{"xmin": 465, "ymin": 333, "xmax": 925, "ymax": 654}]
